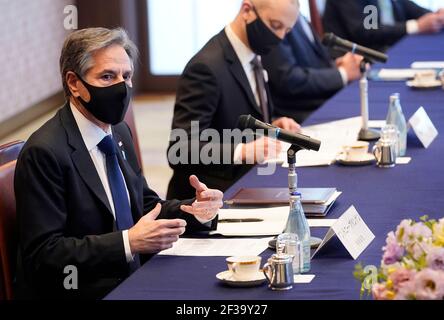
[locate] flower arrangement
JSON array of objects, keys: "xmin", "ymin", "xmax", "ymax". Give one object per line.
[{"xmin": 354, "ymin": 216, "xmax": 444, "ymax": 300}]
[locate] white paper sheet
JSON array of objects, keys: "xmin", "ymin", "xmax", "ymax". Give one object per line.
[
  {"xmin": 377, "ymin": 69, "xmax": 418, "ymax": 80},
  {"xmin": 411, "ymin": 61, "xmax": 444, "ymax": 69},
  {"xmin": 269, "ymin": 117, "xmax": 365, "ymax": 168},
  {"xmin": 158, "ymin": 237, "xmax": 273, "ymax": 256},
  {"xmin": 311, "ymin": 206, "xmax": 375, "ymax": 260},
  {"xmin": 368, "ymin": 120, "xmax": 386, "ymax": 129},
  {"xmin": 293, "ymin": 274, "xmax": 315, "ymax": 284},
  {"xmin": 396, "ymin": 157, "xmax": 411, "ymax": 164},
  {"xmin": 408, "ymin": 107, "xmax": 438, "ymax": 149},
  {"xmin": 211, "ymin": 207, "xmax": 289, "ymax": 236},
  {"xmin": 307, "ymin": 219, "xmax": 337, "ymax": 228}
]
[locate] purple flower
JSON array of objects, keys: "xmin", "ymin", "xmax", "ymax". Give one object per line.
[
  {"xmin": 413, "ymin": 269, "xmax": 444, "ymax": 300},
  {"xmin": 426, "ymin": 247, "xmax": 444, "ymax": 271},
  {"xmin": 382, "ymin": 232, "xmax": 405, "ymax": 265}
]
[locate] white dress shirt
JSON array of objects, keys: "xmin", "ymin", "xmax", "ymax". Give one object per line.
[
  {"xmin": 225, "ymin": 24, "xmax": 260, "ymax": 105},
  {"xmin": 378, "ymin": 0, "xmax": 419, "ymax": 34},
  {"xmin": 70, "ymin": 103, "xmax": 134, "ymax": 263}
]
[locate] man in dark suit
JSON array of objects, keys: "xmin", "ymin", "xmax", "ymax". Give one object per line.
[
  {"xmin": 167, "ymin": 0, "xmax": 301, "ymax": 200},
  {"xmin": 14, "ymin": 27, "xmax": 223, "ymax": 299},
  {"xmin": 262, "ymin": 14, "xmax": 363, "ymax": 123},
  {"xmin": 323, "ymin": 0, "xmax": 444, "ymax": 51}
]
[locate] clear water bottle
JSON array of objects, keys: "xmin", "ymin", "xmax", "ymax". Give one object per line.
[
  {"xmin": 283, "ymin": 192, "xmax": 310, "ymax": 273},
  {"xmin": 386, "ymin": 93, "xmax": 407, "ymax": 156}
]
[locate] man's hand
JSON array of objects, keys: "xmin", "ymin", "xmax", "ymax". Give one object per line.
[
  {"xmin": 336, "ymin": 53, "xmax": 363, "ymax": 82},
  {"xmin": 241, "ymin": 136, "xmax": 282, "ymax": 164},
  {"xmin": 417, "ymin": 12, "xmax": 442, "ymax": 33},
  {"xmin": 180, "ymin": 175, "xmax": 223, "ymax": 222},
  {"xmin": 128, "ymin": 203, "xmax": 186, "ymax": 254},
  {"xmin": 272, "ymin": 117, "xmax": 301, "ymax": 133}
]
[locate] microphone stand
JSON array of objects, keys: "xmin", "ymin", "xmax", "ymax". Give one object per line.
[
  {"xmin": 287, "ymin": 145, "xmax": 302, "ymax": 195},
  {"xmin": 358, "ymin": 59, "xmax": 380, "ymax": 141}
]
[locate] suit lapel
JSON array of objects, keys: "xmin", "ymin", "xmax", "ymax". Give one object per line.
[
  {"xmin": 218, "ymin": 30, "xmax": 263, "ymax": 116},
  {"xmin": 295, "ymin": 18, "xmax": 330, "ymax": 64},
  {"xmin": 60, "ymin": 104, "xmax": 113, "ymax": 216},
  {"xmin": 391, "ymin": 0, "xmax": 406, "ymax": 22}
]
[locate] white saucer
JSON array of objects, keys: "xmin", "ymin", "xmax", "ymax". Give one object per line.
[
  {"xmin": 406, "ymin": 80, "xmax": 442, "ymax": 89},
  {"xmin": 336, "ymin": 153, "xmax": 376, "ymax": 166},
  {"xmin": 216, "ymin": 270, "xmax": 266, "ymax": 287}
]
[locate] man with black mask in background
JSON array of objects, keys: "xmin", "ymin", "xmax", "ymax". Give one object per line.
[{"xmin": 167, "ymin": 0, "xmax": 301, "ymax": 200}]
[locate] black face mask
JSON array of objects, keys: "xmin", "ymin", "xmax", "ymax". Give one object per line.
[
  {"xmin": 77, "ymin": 76, "xmax": 132, "ymax": 125},
  {"xmin": 246, "ymin": 7, "xmax": 282, "ymax": 55}
]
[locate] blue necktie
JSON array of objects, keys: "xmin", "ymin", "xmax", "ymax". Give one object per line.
[
  {"xmin": 98, "ymin": 135, "xmax": 140, "ymax": 272},
  {"xmin": 97, "ymin": 135, "xmax": 134, "ymax": 230}
]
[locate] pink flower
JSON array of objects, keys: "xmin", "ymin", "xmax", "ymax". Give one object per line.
[
  {"xmin": 389, "ymin": 268, "xmax": 415, "ymax": 291},
  {"xmin": 382, "ymin": 232, "xmax": 405, "ymax": 265},
  {"xmin": 426, "ymin": 247, "xmax": 444, "ymax": 271},
  {"xmin": 413, "ymin": 269, "xmax": 444, "ymax": 300},
  {"xmin": 395, "ymin": 280, "xmax": 416, "ymax": 300},
  {"xmin": 372, "ymin": 283, "xmax": 392, "ymax": 300}
]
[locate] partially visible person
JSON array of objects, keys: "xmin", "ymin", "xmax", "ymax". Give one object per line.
[
  {"xmin": 262, "ymin": 14, "xmax": 363, "ymax": 123},
  {"xmin": 15, "ymin": 27, "xmax": 223, "ymax": 299},
  {"xmin": 167, "ymin": 0, "xmax": 301, "ymax": 200},
  {"xmin": 323, "ymin": 0, "xmax": 444, "ymax": 51}
]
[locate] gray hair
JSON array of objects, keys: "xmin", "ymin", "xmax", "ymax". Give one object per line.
[{"xmin": 60, "ymin": 27, "xmax": 138, "ymax": 97}]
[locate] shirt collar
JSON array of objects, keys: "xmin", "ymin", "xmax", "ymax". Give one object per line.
[
  {"xmin": 70, "ymin": 102, "xmax": 112, "ymax": 151},
  {"xmin": 225, "ymin": 24, "xmax": 256, "ymax": 68}
]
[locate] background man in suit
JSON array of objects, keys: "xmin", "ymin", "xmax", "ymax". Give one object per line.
[
  {"xmin": 167, "ymin": 0, "xmax": 301, "ymax": 200},
  {"xmin": 323, "ymin": 0, "xmax": 444, "ymax": 51},
  {"xmin": 14, "ymin": 28, "xmax": 223, "ymax": 299},
  {"xmin": 262, "ymin": 14, "xmax": 363, "ymax": 123}
]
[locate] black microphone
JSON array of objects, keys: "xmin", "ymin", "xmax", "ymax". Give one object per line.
[
  {"xmin": 322, "ymin": 33, "xmax": 388, "ymax": 63},
  {"xmin": 238, "ymin": 115, "xmax": 321, "ymax": 151}
]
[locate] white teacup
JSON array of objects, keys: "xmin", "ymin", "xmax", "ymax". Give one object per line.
[
  {"xmin": 439, "ymin": 70, "xmax": 444, "ymax": 89},
  {"xmin": 226, "ymin": 256, "xmax": 261, "ymax": 281},
  {"xmin": 414, "ymin": 70, "xmax": 437, "ymax": 86},
  {"xmin": 343, "ymin": 141, "xmax": 369, "ymax": 161}
]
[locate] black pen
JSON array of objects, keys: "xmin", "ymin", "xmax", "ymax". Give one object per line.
[{"xmin": 218, "ymin": 218, "xmax": 263, "ymax": 223}]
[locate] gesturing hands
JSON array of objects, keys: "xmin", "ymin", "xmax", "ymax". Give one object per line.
[
  {"xmin": 180, "ymin": 175, "xmax": 223, "ymax": 221},
  {"xmin": 128, "ymin": 203, "xmax": 186, "ymax": 254},
  {"xmin": 128, "ymin": 176, "xmax": 222, "ymax": 255}
]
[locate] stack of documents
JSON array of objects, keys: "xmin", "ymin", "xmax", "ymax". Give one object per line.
[{"xmin": 225, "ymin": 187, "xmax": 342, "ymax": 217}]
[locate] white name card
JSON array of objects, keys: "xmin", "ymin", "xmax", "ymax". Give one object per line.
[
  {"xmin": 408, "ymin": 107, "xmax": 438, "ymax": 149},
  {"xmin": 312, "ymin": 206, "xmax": 375, "ymax": 260}
]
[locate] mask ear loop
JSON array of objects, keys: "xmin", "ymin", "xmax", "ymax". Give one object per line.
[
  {"xmin": 72, "ymin": 72, "xmax": 92, "ymax": 104},
  {"xmin": 251, "ymin": 4, "xmax": 262, "ymax": 21}
]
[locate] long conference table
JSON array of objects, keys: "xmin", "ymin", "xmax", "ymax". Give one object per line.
[{"xmin": 106, "ymin": 32, "xmax": 444, "ymax": 300}]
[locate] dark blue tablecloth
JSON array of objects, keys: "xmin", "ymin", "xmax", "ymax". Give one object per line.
[{"xmin": 105, "ymin": 34, "xmax": 444, "ymax": 300}]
